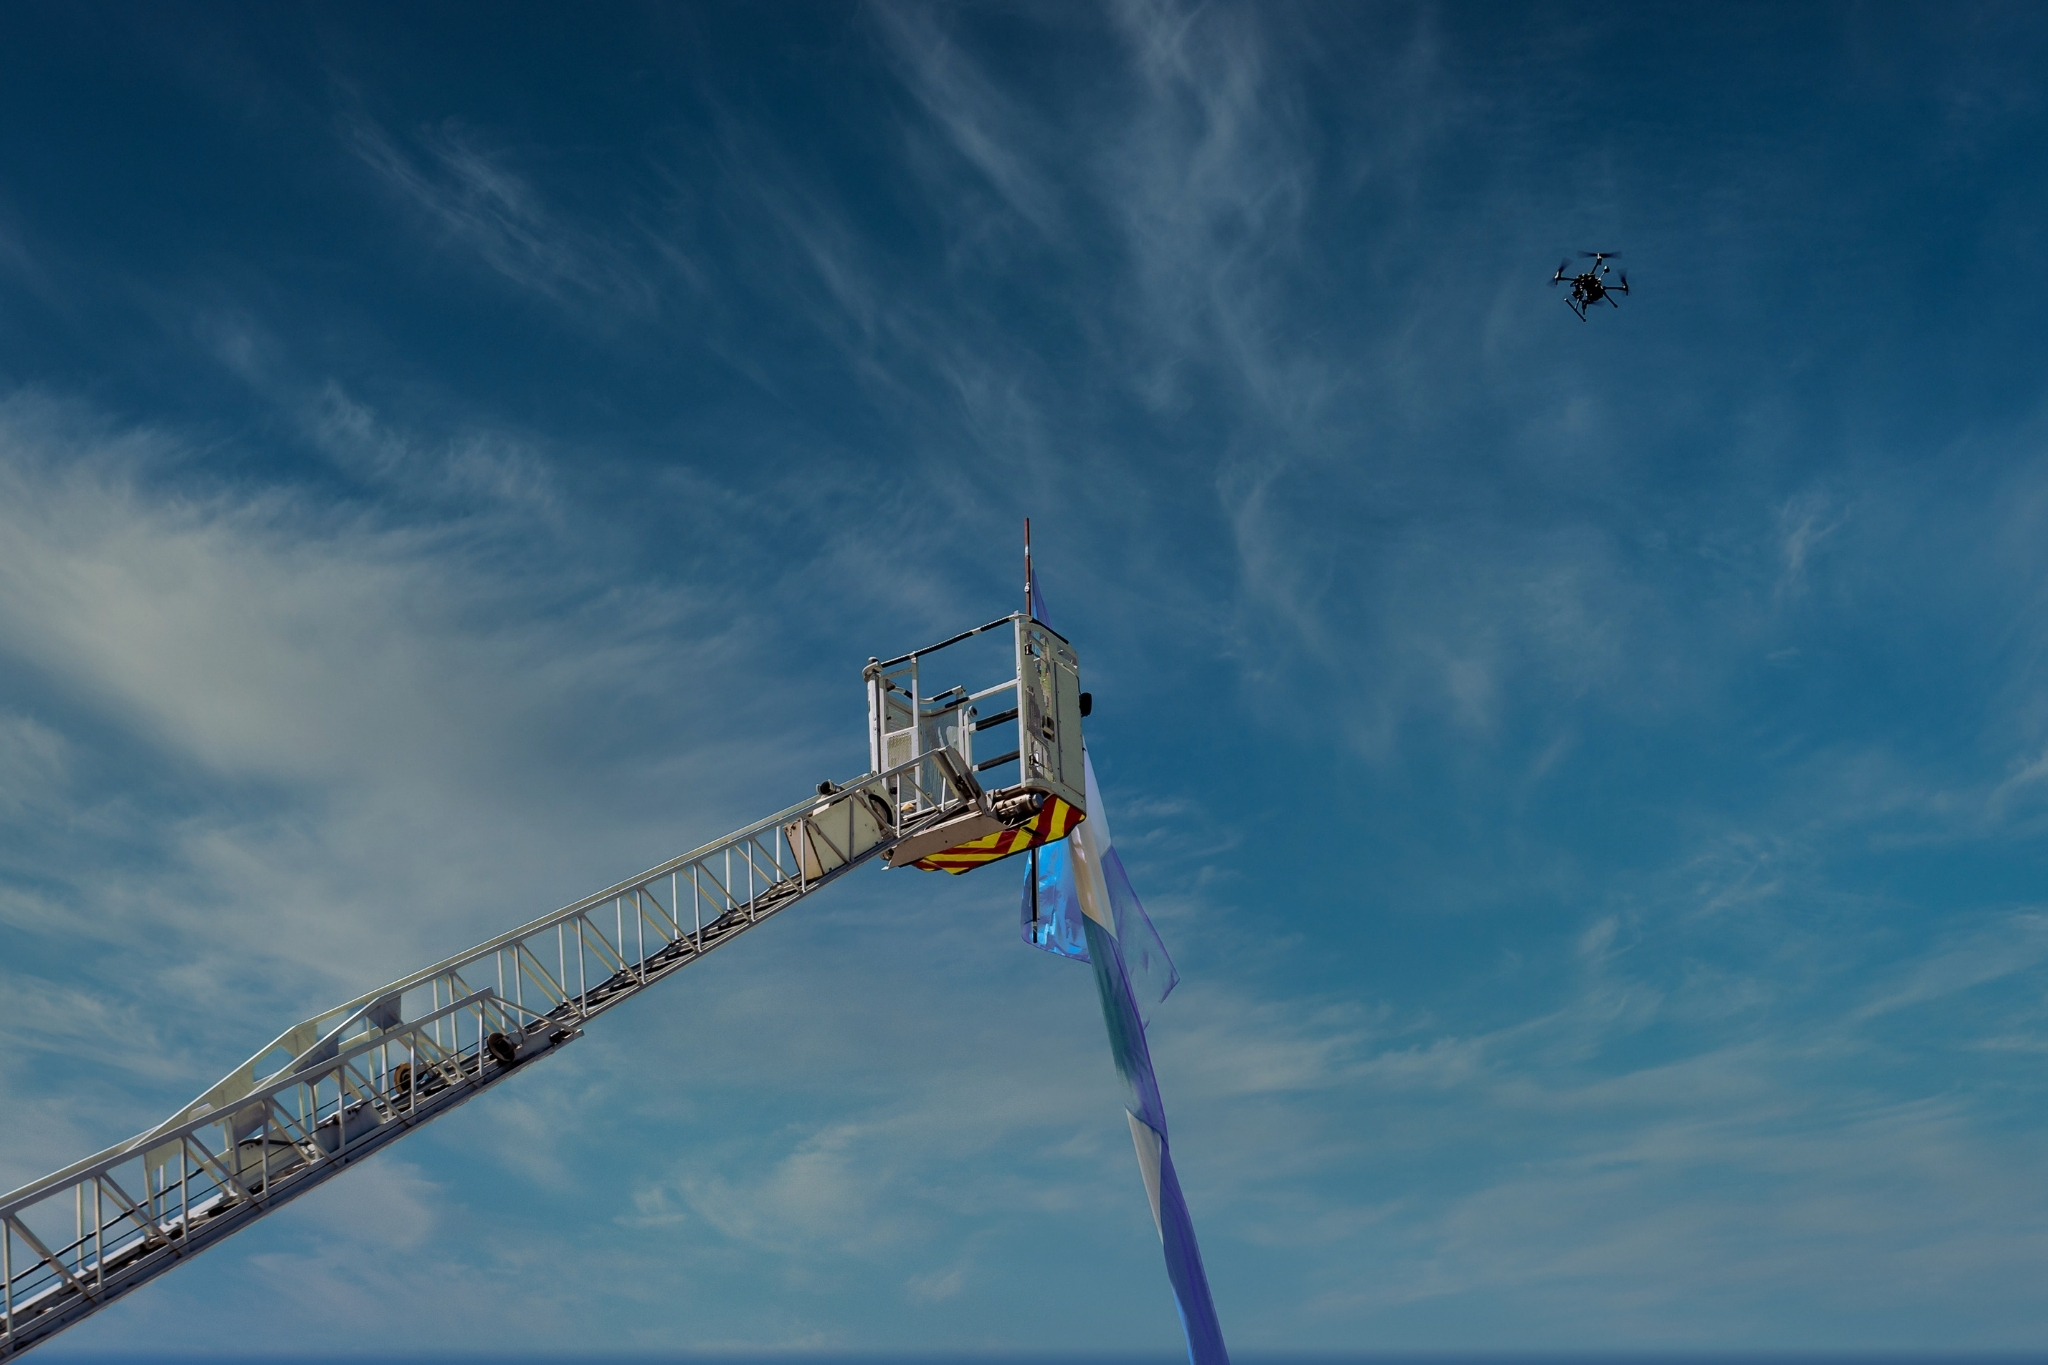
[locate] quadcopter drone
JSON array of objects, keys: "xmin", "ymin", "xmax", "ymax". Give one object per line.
[{"xmin": 1551, "ymin": 251, "xmax": 1628, "ymax": 320}]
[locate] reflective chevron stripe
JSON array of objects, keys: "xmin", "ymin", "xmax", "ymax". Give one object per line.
[{"xmin": 913, "ymin": 796, "xmax": 1083, "ymax": 874}]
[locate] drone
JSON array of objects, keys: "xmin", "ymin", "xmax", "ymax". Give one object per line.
[{"xmin": 1551, "ymin": 251, "xmax": 1628, "ymax": 320}]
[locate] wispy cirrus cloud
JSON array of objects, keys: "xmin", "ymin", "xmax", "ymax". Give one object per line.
[
  {"xmin": 341, "ymin": 109, "xmax": 666, "ymax": 318},
  {"xmin": 0, "ymin": 391, "xmax": 809, "ymax": 1060},
  {"xmin": 872, "ymin": 3, "xmax": 1068, "ymax": 244},
  {"xmin": 17, "ymin": 3, "xmax": 2048, "ymax": 1352}
]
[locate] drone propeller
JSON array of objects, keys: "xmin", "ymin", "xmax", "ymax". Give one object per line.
[
  {"xmin": 1551, "ymin": 257, "xmax": 1570, "ymax": 283},
  {"xmin": 1579, "ymin": 250, "xmax": 1620, "ymax": 258},
  {"xmin": 1617, "ymin": 270, "xmax": 1629, "ymax": 289}
]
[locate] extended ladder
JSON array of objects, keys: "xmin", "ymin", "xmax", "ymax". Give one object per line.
[{"xmin": 0, "ymin": 610, "xmax": 1089, "ymax": 1359}]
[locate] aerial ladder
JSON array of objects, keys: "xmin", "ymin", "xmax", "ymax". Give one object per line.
[{"xmin": 0, "ymin": 610, "xmax": 1088, "ymax": 1358}]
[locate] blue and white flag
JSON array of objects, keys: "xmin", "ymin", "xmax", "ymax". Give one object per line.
[{"xmin": 1020, "ymin": 571, "xmax": 1227, "ymax": 1365}]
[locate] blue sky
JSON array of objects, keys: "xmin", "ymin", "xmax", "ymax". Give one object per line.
[{"xmin": 6, "ymin": 0, "xmax": 2048, "ymax": 1354}]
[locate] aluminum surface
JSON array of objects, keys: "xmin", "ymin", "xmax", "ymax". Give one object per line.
[{"xmin": 0, "ymin": 753, "xmax": 970, "ymax": 1359}]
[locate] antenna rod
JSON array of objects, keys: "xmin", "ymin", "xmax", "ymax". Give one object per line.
[{"xmin": 1023, "ymin": 516, "xmax": 1033, "ymax": 619}]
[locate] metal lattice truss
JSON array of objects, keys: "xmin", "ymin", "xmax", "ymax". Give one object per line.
[{"xmin": 0, "ymin": 750, "xmax": 984, "ymax": 1359}]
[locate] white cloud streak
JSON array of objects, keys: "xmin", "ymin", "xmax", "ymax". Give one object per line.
[{"xmin": 342, "ymin": 110, "xmax": 665, "ymax": 319}]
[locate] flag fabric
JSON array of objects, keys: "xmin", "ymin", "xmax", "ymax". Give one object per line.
[
  {"xmin": 1097, "ymin": 837, "xmax": 1180, "ymax": 1023},
  {"xmin": 1018, "ymin": 563, "xmax": 1227, "ymax": 1365},
  {"xmin": 1023, "ymin": 837, "xmax": 1090, "ymax": 960},
  {"xmin": 1024, "ymin": 757, "xmax": 1181, "ymax": 1013}
]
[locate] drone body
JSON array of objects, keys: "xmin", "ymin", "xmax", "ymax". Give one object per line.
[{"xmin": 1552, "ymin": 251, "xmax": 1628, "ymax": 320}]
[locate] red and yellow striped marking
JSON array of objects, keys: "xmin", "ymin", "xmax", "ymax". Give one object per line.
[{"xmin": 914, "ymin": 796, "xmax": 1084, "ymax": 875}]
